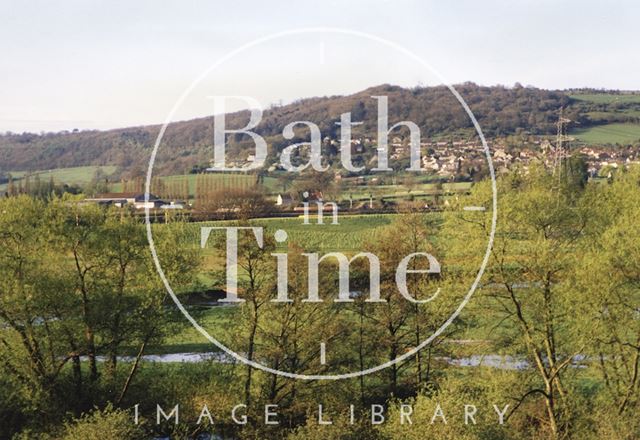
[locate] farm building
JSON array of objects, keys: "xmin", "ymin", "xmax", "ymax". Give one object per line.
[
  {"xmin": 84, "ymin": 192, "xmax": 166, "ymax": 209},
  {"xmin": 275, "ymin": 194, "xmax": 294, "ymax": 207}
]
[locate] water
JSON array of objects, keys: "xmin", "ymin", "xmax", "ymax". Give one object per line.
[
  {"xmin": 118, "ymin": 352, "xmax": 529, "ymax": 370},
  {"xmin": 82, "ymin": 351, "xmax": 236, "ymax": 364},
  {"xmin": 95, "ymin": 351, "xmax": 586, "ymax": 371},
  {"xmin": 440, "ymin": 354, "xmax": 529, "ymax": 370}
]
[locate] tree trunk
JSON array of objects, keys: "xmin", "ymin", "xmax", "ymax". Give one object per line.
[
  {"xmin": 116, "ymin": 336, "xmax": 150, "ymax": 405},
  {"xmin": 72, "ymin": 355, "xmax": 82, "ymax": 398},
  {"xmin": 414, "ymin": 303, "xmax": 422, "ymax": 386},
  {"xmin": 244, "ymin": 317, "xmax": 258, "ymax": 406}
]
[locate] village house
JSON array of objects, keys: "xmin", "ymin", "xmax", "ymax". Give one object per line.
[{"xmin": 422, "ymin": 155, "xmax": 440, "ymax": 171}]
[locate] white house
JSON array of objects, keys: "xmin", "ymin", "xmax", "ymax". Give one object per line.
[{"xmin": 275, "ymin": 194, "xmax": 294, "ymax": 207}]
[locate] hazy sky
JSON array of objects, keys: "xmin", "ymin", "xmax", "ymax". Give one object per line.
[{"xmin": 0, "ymin": 0, "xmax": 638, "ymax": 133}]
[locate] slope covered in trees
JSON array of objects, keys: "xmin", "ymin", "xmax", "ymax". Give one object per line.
[{"xmin": 0, "ymin": 83, "xmax": 574, "ymax": 175}]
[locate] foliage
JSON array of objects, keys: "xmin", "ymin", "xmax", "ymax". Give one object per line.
[
  {"xmin": 60, "ymin": 405, "xmax": 144, "ymax": 440},
  {"xmin": 1, "ymin": 165, "xmax": 640, "ymax": 439}
]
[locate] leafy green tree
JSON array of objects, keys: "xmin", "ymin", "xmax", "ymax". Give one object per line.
[
  {"xmin": 0, "ymin": 196, "xmax": 77, "ymax": 429},
  {"xmin": 0, "ymin": 194, "xmax": 200, "ymax": 436},
  {"xmin": 441, "ymin": 164, "xmax": 592, "ymax": 438},
  {"xmin": 576, "ymin": 166, "xmax": 640, "ymax": 416}
]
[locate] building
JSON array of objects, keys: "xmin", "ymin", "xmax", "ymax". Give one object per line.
[
  {"xmin": 160, "ymin": 201, "xmax": 185, "ymax": 210},
  {"xmin": 132, "ymin": 194, "xmax": 165, "ymax": 210},
  {"xmin": 84, "ymin": 192, "xmax": 165, "ymax": 209},
  {"xmin": 275, "ymin": 194, "xmax": 294, "ymax": 207}
]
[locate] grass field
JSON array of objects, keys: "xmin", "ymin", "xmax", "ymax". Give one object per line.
[
  {"xmin": 154, "ymin": 215, "xmax": 403, "ymax": 354},
  {"xmin": 585, "ymin": 110, "xmax": 640, "ymax": 122},
  {"xmin": 111, "ymin": 172, "xmax": 280, "ymax": 195},
  {"xmin": 153, "ymin": 306, "xmax": 236, "ymax": 354},
  {"xmin": 570, "ymin": 93, "xmax": 640, "ymax": 104},
  {"xmin": 571, "ymin": 123, "xmax": 640, "ymax": 145},
  {"xmin": 180, "ymin": 213, "xmax": 403, "ymax": 252},
  {"xmin": 3, "ymin": 163, "xmax": 469, "ymax": 203},
  {"xmin": 345, "ymin": 181, "xmax": 472, "ymax": 201},
  {"xmin": 144, "ymin": 210, "xmax": 453, "ymax": 355},
  {"xmin": 1, "ymin": 165, "xmax": 117, "ymax": 191},
  {"xmin": 261, "ymin": 213, "xmax": 397, "ymax": 251},
  {"xmin": 154, "ymin": 174, "xmax": 469, "ymax": 200}
]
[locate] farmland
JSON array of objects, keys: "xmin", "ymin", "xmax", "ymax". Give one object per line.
[
  {"xmin": 111, "ymin": 172, "xmax": 280, "ymax": 195},
  {"xmin": 0, "ymin": 165, "xmax": 117, "ymax": 191},
  {"xmin": 174, "ymin": 213, "xmax": 407, "ymax": 252},
  {"xmin": 571, "ymin": 123, "xmax": 640, "ymax": 145},
  {"xmin": 164, "ymin": 173, "xmax": 278, "ymax": 194},
  {"xmin": 570, "ymin": 93, "xmax": 640, "ymax": 104},
  {"xmin": 344, "ymin": 181, "xmax": 472, "ymax": 202}
]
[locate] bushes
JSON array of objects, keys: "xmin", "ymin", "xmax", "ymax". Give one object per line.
[{"xmin": 60, "ymin": 406, "xmax": 144, "ymax": 440}]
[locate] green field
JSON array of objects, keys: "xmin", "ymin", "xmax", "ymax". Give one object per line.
[
  {"xmin": 157, "ymin": 211, "xmax": 445, "ymax": 354},
  {"xmin": 179, "ymin": 213, "xmax": 403, "ymax": 252},
  {"xmin": 155, "ymin": 213, "xmax": 406, "ymax": 353},
  {"xmin": 571, "ymin": 123, "xmax": 640, "ymax": 145},
  {"xmin": 260, "ymin": 213, "xmax": 396, "ymax": 250},
  {"xmin": 570, "ymin": 93, "xmax": 640, "ymax": 104},
  {"xmin": 585, "ymin": 110, "xmax": 640, "ymax": 123},
  {"xmin": 1, "ymin": 165, "xmax": 117, "ymax": 191},
  {"xmin": 3, "ymin": 164, "xmax": 469, "ymax": 202},
  {"xmin": 345, "ymin": 181, "xmax": 472, "ymax": 201},
  {"xmin": 153, "ymin": 306, "xmax": 236, "ymax": 354},
  {"xmin": 111, "ymin": 172, "xmax": 280, "ymax": 195},
  {"xmin": 165, "ymin": 173, "xmax": 279, "ymax": 194}
]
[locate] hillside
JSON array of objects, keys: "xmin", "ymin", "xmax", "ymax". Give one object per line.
[{"xmin": 1, "ymin": 83, "xmax": 638, "ymax": 176}]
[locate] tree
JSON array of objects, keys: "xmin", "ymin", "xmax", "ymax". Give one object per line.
[
  {"xmin": 257, "ymin": 246, "xmax": 345, "ymax": 406},
  {"xmin": 442, "ymin": 164, "xmax": 590, "ymax": 438},
  {"xmin": 0, "ymin": 196, "xmax": 81, "ymax": 429},
  {"xmin": 365, "ymin": 213, "xmax": 451, "ymax": 395},
  {"xmin": 577, "ymin": 166, "xmax": 640, "ymax": 416},
  {"xmin": 0, "ymin": 194, "xmax": 201, "ymax": 424}
]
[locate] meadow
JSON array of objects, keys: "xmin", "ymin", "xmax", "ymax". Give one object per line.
[
  {"xmin": 567, "ymin": 92, "xmax": 640, "ymax": 145},
  {"xmin": 344, "ymin": 181, "xmax": 472, "ymax": 202},
  {"xmin": 172, "ymin": 213, "xmax": 412, "ymax": 253},
  {"xmin": 571, "ymin": 123, "xmax": 640, "ymax": 145},
  {"xmin": 108, "ymin": 172, "xmax": 279, "ymax": 195},
  {"xmin": 0, "ymin": 165, "xmax": 117, "ymax": 191},
  {"xmin": 157, "ymin": 211, "xmax": 443, "ymax": 355},
  {"xmin": 569, "ymin": 93, "xmax": 640, "ymax": 104},
  {"xmin": 150, "ymin": 306, "xmax": 237, "ymax": 355},
  {"xmin": 260, "ymin": 213, "xmax": 398, "ymax": 250}
]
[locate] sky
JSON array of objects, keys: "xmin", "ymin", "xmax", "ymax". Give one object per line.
[{"xmin": 0, "ymin": 0, "xmax": 639, "ymax": 133}]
